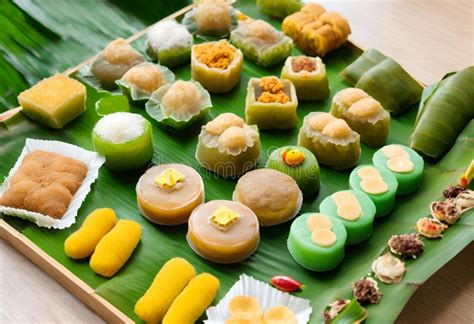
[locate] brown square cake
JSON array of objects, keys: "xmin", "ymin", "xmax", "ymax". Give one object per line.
[{"xmin": 1, "ymin": 150, "xmax": 88, "ymax": 219}]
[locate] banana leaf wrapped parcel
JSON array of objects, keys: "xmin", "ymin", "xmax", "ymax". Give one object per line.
[
  {"xmin": 410, "ymin": 66, "xmax": 474, "ymax": 160},
  {"xmin": 340, "ymin": 48, "xmax": 423, "ymax": 115}
]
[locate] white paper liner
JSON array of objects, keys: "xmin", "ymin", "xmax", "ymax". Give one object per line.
[
  {"xmin": 205, "ymin": 274, "xmax": 312, "ymax": 324},
  {"xmin": 0, "ymin": 138, "xmax": 105, "ymax": 229}
]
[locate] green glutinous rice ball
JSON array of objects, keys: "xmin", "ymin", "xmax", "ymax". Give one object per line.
[
  {"xmin": 373, "ymin": 144, "xmax": 424, "ymax": 195},
  {"xmin": 349, "ymin": 165, "xmax": 398, "ymax": 217},
  {"xmin": 288, "ymin": 212, "xmax": 347, "ymax": 271},
  {"xmin": 265, "ymin": 146, "xmax": 320, "ymax": 196},
  {"xmin": 319, "ymin": 190, "xmax": 376, "ymax": 245},
  {"xmin": 92, "ymin": 112, "xmax": 153, "ymax": 171}
]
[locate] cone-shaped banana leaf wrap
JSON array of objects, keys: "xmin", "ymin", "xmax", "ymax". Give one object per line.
[
  {"xmin": 410, "ymin": 66, "xmax": 474, "ymax": 160},
  {"xmin": 340, "ymin": 48, "xmax": 423, "ymax": 115}
]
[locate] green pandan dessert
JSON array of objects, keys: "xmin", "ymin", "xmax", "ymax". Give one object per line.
[
  {"xmin": 230, "ymin": 19, "xmax": 293, "ymax": 67},
  {"xmin": 265, "ymin": 146, "xmax": 320, "ymax": 196},
  {"xmin": 319, "ymin": 190, "xmax": 376, "ymax": 245},
  {"xmin": 280, "ymin": 55, "xmax": 329, "ymax": 101},
  {"xmin": 349, "ymin": 165, "xmax": 398, "ymax": 217},
  {"xmin": 373, "ymin": 144, "xmax": 424, "ymax": 195},
  {"xmin": 92, "ymin": 112, "xmax": 154, "ymax": 171},
  {"xmin": 288, "ymin": 212, "xmax": 347, "ymax": 271}
]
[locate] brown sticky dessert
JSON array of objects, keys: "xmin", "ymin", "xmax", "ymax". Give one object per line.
[
  {"xmin": 291, "ymin": 56, "xmax": 317, "ymax": 73},
  {"xmin": 256, "ymin": 77, "xmax": 290, "ymax": 104},
  {"xmin": 234, "ymin": 169, "xmax": 302, "ymax": 226},
  {"xmin": 1, "ymin": 150, "xmax": 87, "ymax": 219},
  {"xmin": 194, "ymin": 40, "xmax": 237, "ymax": 69},
  {"xmin": 187, "ymin": 200, "xmax": 260, "ymax": 263},
  {"xmin": 136, "ymin": 164, "xmax": 204, "ymax": 225}
]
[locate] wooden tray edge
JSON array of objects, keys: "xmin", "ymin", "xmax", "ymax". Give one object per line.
[{"xmin": 0, "ymin": 219, "xmax": 133, "ymax": 324}]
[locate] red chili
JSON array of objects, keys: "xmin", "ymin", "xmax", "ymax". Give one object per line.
[{"xmin": 271, "ymin": 275, "xmax": 304, "ymax": 292}]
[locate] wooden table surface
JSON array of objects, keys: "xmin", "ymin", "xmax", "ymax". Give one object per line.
[{"xmin": 1, "ymin": 1, "xmax": 473, "ymax": 323}]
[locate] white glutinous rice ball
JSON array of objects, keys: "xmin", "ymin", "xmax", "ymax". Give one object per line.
[
  {"xmin": 94, "ymin": 112, "xmax": 145, "ymax": 144},
  {"xmin": 147, "ymin": 20, "xmax": 193, "ymax": 51}
]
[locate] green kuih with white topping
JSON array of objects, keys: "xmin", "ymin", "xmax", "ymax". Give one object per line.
[
  {"xmin": 116, "ymin": 62, "xmax": 175, "ymax": 105},
  {"xmin": 349, "ymin": 165, "xmax": 398, "ymax": 217},
  {"xmin": 280, "ymin": 56, "xmax": 329, "ymax": 101},
  {"xmin": 146, "ymin": 20, "xmax": 193, "ymax": 68},
  {"xmin": 265, "ymin": 146, "xmax": 320, "ymax": 196},
  {"xmin": 92, "ymin": 112, "xmax": 154, "ymax": 171},
  {"xmin": 297, "ymin": 112, "xmax": 361, "ymax": 170},
  {"xmin": 287, "ymin": 213, "xmax": 347, "ymax": 271},
  {"xmin": 373, "ymin": 144, "xmax": 424, "ymax": 195},
  {"xmin": 319, "ymin": 190, "xmax": 376, "ymax": 245},
  {"xmin": 145, "ymin": 80, "xmax": 211, "ymax": 130},
  {"xmin": 331, "ymin": 88, "xmax": 390, "ymax": 147},
  {"xmin": 230, "ymin": 19, "xmax": 293, "ymax": 67}
]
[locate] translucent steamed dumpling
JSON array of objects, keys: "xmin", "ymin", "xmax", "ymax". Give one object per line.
[
  {"xmin": 123, "ymin": 63, "xmax": 165, "ymax": 93},
  {"xmin": 103, "ymin": 38, "xmax": 143, "ymax": 65},
  {"xmin": 145, "ymin": 80, "xmax": 212, "ymax": 130},
  {"xmin": 162, "ymin": 81, "xmax": 202, "ymax": 118},
  {"xmin": 182, "ymin": 0, "xmax": 236, "ymax": 37},
  {"xmin": 117, "ymin": 62, "xmax": 175, "ymax": 104}
]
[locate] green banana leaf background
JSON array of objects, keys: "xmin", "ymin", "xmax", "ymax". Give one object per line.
[{"xmin": 1, "ymin": 1, "xmax": 473, "ymax": 323}]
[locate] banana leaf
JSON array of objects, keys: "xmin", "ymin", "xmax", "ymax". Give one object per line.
[
  {"xmin": 1, "ymin": 1, "xmax": 474, "ymax": 324},
  {"xmin": 340, "ymin": 48, "xmax": 423, "ymax": 115},
  {"xmin": 410, "ymin": 66, "xmax": 474, "ymax": 160}
]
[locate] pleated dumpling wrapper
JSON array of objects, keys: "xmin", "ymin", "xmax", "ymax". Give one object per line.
[
  {"xmin": 234, "ymin": 169, "xmax": 303, "ymax": 226},
  {"xmin": 92, "ymin": 112, "xmax": 154, "ymax": 171},
  {"xmin": 373, "ymin": 144, "xmax": 424, "ymax": 195},
  {"xmin": 89, "ymin": 219, "xmax": 141, "ymax": 277},
  {"xmin": 331, "ymin": 88, "xmax": 390, "ymax": 147},
  {"xmin": 297, "ymin": 112, "xmax": 360, "ymax": 170},
  {"xmin": 245, "ymin": 76, "xmax": 299, "ymax": 130},
  {"xmin": 265, "ymin": 145, "xmax": 320, "ymax": 196},
  {"xmin": 196, "ymin": 113, "xmax": 261, "ymax": 177},
  {"xmin": 280, "ymin": 55, "xmax": 329, "ymax": 101},
  {"xmin": 146, "ymin": 19, "xmax": 193, "ymax": 68},
  {"xmin": 230, "ymin": 19, "xmax": 293, "ymax": 67},
  {"xmin": 340, "ymin": 48, "xmax": 423, "ymax": 115},
  {"xmin": 256, "ymin": 0, "xmax": 302, "ymax": 20},
  {"xmin": 191, "ymin": 40, "xmax": 243, "ymax": 93},
  {"xmin": 91, "ymin": 38, "xmax": 145, "ymax": 89},
  {"xmin": 146, "ymin": 79, "xmax": 212, "ymax": 130},
  {"xmin": 116, "ymin": 62, "xmax": 174, "ymax": 104},
  {"xmin": 182, "ymin": 0, "xmax": 237, "ymax": 37},
  {"xmin": 162, "ymin": 273, "xmax": 220, "ymax": 324},
  {"xmin": 319, "ymin": 190, "xmax": 376, "ymax": 245},
  {"xmin": 136, "ymin": 164, "xmax": 205, "ymax": 225},
  {"xmin": 288, "ymin": 213, "xmax": 347, "ymax": 271},
  {"xmin": 17, "ymin": 74, "xmax": 86, "ymax": 129},
  {"xmin": 134, "ymin": 257, "xmax": 196, "ymax": 323},
  {"xmin": 349, "ymin": 165, "xmax": 398, "ymax": 217},
  {"xmin": 282, "ymin": 3, "xmax": 351, "ymax": 57},
  {"xmin": 64, "ymin": 208, "xmax": 117, "ymax": 259},
  {"xmin": 187, "ymin": 200, "xmax": 260, "ymax": 263},
  {"xmin": 410, "ymin": 66, "xmax": 474, "ymax": 160}
]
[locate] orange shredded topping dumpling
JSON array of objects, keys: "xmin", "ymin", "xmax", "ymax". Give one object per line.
[
  {"xmin": 194, "ymin": 40, "xmax": 237, "ymax": 69},
  {"xmin": 256, "ymin": 76, "xmax": 290, "ymax": 103}
]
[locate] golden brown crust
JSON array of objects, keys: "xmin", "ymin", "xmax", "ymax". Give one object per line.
[{"xmin": 0, "ymin": 150, "xmax": 87, "ymax": 219}]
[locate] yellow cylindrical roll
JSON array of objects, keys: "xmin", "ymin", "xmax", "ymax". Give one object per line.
[
  {"xmin": 64, "ymin": 208, "xmax": 118, "ymax": 259},
  {"xmin": 134, "ymin": 258, "xmax": 196, "ymax": 324},
  {"xmin": 162, "ymin": 273, "xmax": 220, "ymax": 324},
  {"xmin": 90, "ymin": 219, "xmax": 141, "ymax": 277}
]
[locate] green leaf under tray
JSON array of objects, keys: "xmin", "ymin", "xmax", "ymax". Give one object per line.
[{"xmin": 1, "ymin": 1, "xmax": 473, "ymax": 323}]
